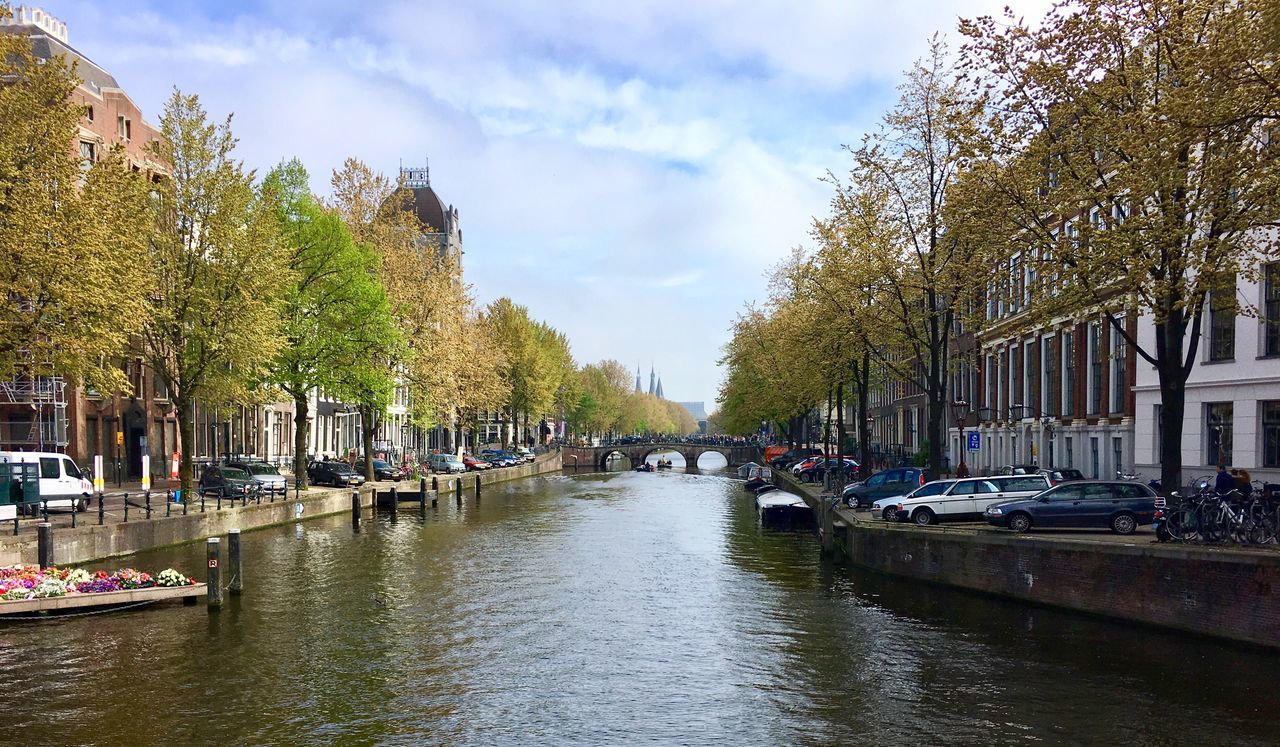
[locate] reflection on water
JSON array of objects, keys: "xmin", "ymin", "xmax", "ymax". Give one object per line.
[{"xmin": 0, "ymin": 466, "xmax": 1275, "ymax": 745}]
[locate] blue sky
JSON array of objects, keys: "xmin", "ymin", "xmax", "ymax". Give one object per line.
[{"xmin": 49, "ymin": 0, "xmax": 1047, "ymax": 408}]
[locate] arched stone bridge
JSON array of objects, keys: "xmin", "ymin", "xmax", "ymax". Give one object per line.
[{"xmin": 561, "ymin": 443, "xmax": 759, "ymax": 471}]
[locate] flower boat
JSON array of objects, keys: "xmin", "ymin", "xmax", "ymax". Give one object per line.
[{"xmin": 0, "ymin": 566, "xmax": 206, "ymax": 617}]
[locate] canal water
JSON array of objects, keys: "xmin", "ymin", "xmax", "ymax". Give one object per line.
[{"xmin": 2, "ymin": 454, "xmax": 1277, "ymax": 745}]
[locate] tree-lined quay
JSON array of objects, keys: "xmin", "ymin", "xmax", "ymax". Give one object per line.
[
  {"xmin": 0, "ymin": 2, "xmax": 704, "ymax": 507},
  {"xmin": 720, "ymin": 0, "xmax": 1280, "ymax": 491}
]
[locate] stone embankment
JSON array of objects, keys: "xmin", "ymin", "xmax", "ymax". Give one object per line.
[
  {"xmin": 768, "ymin": 468, "xmax": 1280, "ymax": 649},
  {"xmin": 0, "ymin": 452, "xmax": 562, "ymax": 566}
]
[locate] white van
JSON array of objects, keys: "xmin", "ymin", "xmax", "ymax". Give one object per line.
[
  {"xmin": 0, "ymin": 451, "xmax": 92, "ymax": 512},
  {"xmin": 888, "ymin": 474, "xmax": 1051, "ymax": 526}
]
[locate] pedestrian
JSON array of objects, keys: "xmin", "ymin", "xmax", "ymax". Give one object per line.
[
  {"xmin": 1232, "ymin": 467, "xmax": 1252, "ymax": 494},
  {"xmin": 1214, "ymin": 463, "xmax": 1236, "ymax": 497},
  {"xmin": 955, "ymin": 461, "xmax": 970, "ymax": 478}
]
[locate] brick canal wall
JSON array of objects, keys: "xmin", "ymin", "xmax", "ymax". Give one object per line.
[
  {"xmin": 770, "ymin": 466, "xmax": 1280, "ymax": 648},
  {"xmin": 837, "ymin": 521, "xmax": 1280, "ymax": 649},
  {"xmin": 0, "ymin": 452, "xmax": 562, "ymax": 566}
]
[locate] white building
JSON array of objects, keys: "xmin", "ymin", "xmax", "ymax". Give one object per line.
[{"xmin": 1133, "ymin": 265, "xmax": 1280, "ymax": 483}]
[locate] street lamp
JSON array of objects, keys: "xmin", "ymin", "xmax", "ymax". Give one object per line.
[{"xmin": 950, "ymin": 399, "xmax": 970, "ymax": 476}]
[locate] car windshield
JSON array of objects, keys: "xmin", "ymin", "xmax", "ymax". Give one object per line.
[
  {"xmin": 373, "ymin": 460, "xmax": 392, "ymax": 469},
  {"xmin": 244, "ymin": 464, "xmax": 278, "ymax": 475},
  {"xmin": 911, "ymin": 481, "xmax": 953, "ymax": 498},
  {"xmin": 221, "ymin": 468, "xmax": 250, "ymax": 480}
]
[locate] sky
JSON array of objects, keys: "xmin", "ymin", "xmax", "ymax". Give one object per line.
[{"xmin": 47, "ymin": 0, "xmax": 1050, "ymax": 409}]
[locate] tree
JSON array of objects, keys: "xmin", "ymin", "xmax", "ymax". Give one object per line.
[
  {"xmin": 262, "ymin": 159, "xmax": 399, "ymax": 486},
  {"xmin": 0, "ymin": 13, "xmax": 152, "ymax": 392},
  {"xmin": 961, "ymin": 0, "xmax": 1280, "ymax": 489},
  {"xmin": 140, "ymin": 90, "xmax": 290, "ymax": 498},
  {"xmin": 483, "ymin": 299, "xmax": 566, "ymax": 446},
  {"xmin": 836, "ymin": 39, "xmax": 989, "ymax": 480}
]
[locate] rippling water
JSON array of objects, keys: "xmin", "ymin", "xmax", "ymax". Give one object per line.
[{"xmin": 0, "ymin": 459, "xmax": 1277, "ymax": 745}]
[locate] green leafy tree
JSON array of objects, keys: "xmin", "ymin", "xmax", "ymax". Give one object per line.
[
  {"xmin": 263, "ymin": 159, "xmax": 400, "ymax": 486},
  {"xmin": 140, "ymin": 90, "xmax": 291, "ymax": 498},
  {"xmin": 0, "ymin": 10, "xmax": 152, "ymax": 392}
]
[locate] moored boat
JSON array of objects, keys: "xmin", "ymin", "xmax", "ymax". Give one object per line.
[{"xmin": 755, "ymin": 491, "xmax": 812, "ymax": 528}]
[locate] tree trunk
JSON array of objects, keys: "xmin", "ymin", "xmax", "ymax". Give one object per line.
[
  {"xmin": 176, "ymin": 394, "xmax": 193, "ymax": 501},
  {"xmin": 857, "ymin": 350, "xmax": 872, "ymax": 480},
  {"xmin": 926, "ymin": 388, "xmax": 945, "ymax": 482},
  {"xmin": 293, "ymin": 394, "xmax": 309, "ymax": 489},
  {"xmin": 835, "ymin": 381, "xmax": 846, "ymax": 493},
  {"xmin": 360, "ymin": 405, "xmax": 379, "ymax": 482},
  {"xmin": 1155, "ymin": 317, "xmax": 1189, "ymax": 493}
]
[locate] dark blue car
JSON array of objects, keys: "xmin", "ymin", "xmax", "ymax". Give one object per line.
[{"xmin": 984, "ymin": 480, "xmax": 1158, "ymax": 535}]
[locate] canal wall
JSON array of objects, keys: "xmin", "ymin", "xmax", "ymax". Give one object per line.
[
  {"xmin": 769, "ymin": 467, "xmax": 1280, "ymax": 649},
  {"xmin": 837, "ymin": 521, "xmax": 1280, "ymax": 650},
  {"xmin": 0, "ymin": 452, "xmax": 562, "ymax": 566}
]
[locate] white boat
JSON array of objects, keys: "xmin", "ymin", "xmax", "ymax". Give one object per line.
[{"xmin": 755, "ymin": 491, "xmax": 811, "ymax": 526}]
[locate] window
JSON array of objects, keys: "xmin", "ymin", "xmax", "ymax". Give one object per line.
[
  {"xmin": 1263, "ymin": 401, "xmax": 1280, "ymax": 468},
  {"xmin": 1206, "ymin": 402, "xmax": 1234, "ymax": 466},
  {"xmin": 986, "ymin": 355, "xmax": 996, "ymax": 415},
  {"xmin": 1010, "ymin": 346, "xmax": 1021, "ymax": 417},
  {"xmin": 1115, "ymin": 484, "xmax": 1148, "ymax": 500},
  {"xmin": 1111, "ymin": 320, "xmax": 1127, "ymax": 413},
  {"xmin": 1024, "ymin": 342, "xmax": 1033, "ymax": 411},
  {"xmin": 79, "ymin": 140, "xmax": 95, "ymax": 171},
  {"xmin": 1083, "ymin": 484, "xmax": 1114, "ymax": 501},
  {"xmin": 1090, "ymin": 437, "xmax": 1100, "ymax": 479},
  {"xmin": 1041, "ymin": 338, "xmax": 1056, "ymax": 417},
  {"xmin": 1062, "ymin": 331, "xmax": 1075, "ymax": 416},
  {"xmin": 39, "ymin": 457, "xmax": 59, "ymax": 479},
  {"xmin": 912, "ymin": 482, "xmax": 953, "ymax": 498},
  {"xmin": 1264, "ymin": 264, "xmax": 1280, "ymax": 356},
  {"xmin": 951, "ymin": 480, "xmax": 998, "ymax": 495},
  {"xmin": 1065, "ymin": 436, "xmax": 1074, "ymax": 468},
  {"xmin": 1112, "ymin": 437, "xmax": 1124, "ymax": 475},
  {"xmin": 1088, "ymin": 322, "xmax": 1102, "ymax": 415},
  {"xmin": 996, "ymin": 476, "xmax": 1049, "ymax": 492},
  {"xmin": 1209, "ymin": 285, "xmax": 1235, "ymax": 361},
  {"xmin": 84, "ymin": 104, "xmax": 94, "ymax": 122},
  {"xmin": 1010, "ymin": 254, "xmax": 1022, "ymax": 313},
  {"xmin": 61, "ymin": 458, "xmax": 82, "ymax": 480},
  {"xmin": 1047, "ymin": 485, "xmax": 1084, "ymax": 502}
]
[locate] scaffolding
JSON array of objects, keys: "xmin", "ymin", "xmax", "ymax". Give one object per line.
[{"xmin": 0, "ymin": 374, "xmax": 68, "ymax": 450}]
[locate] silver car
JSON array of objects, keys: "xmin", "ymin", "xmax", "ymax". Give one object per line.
[{"xmin": 228, "ymin": 461, "xmax": 288, "ymax": 495}]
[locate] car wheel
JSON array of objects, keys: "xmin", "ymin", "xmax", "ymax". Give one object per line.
[
  {"xmin": 912, "ymin": 508, "xmax": 936, "ymax": 526},
  {"xmin": 1111, "ymin": 513, "xmax": 1137, "ymax": 535},
  {"xmin": 1008, "ymin": 512, "xmax": 1032, "ymax": 533},
  {"xmin": 881, "ymin": 507, "xmax": 895, "ymax": 521}
]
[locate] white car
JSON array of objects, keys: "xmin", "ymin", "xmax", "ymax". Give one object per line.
[
  {"xmin": 869, "ymin": 493, "xmax": 914, "ymax": 520},
  {"xmin": 887, "ymin": 475, "xmax": 1052, "ymax": 526}
]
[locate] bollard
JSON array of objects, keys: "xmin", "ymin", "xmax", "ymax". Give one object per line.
[
  {"xmin": 166, "ymin": 489, "xmax": 172, "ymax": 517},
  {"xmin": 11, "ymin": 516, "xmax": 17, "ymax": 536},
  {"xmin": 476, "ymin": 475, "xmax": 482, "ymax": 504},
  {"xmin": 227, "ymin": 528, "xmax": 242, "ymax": 595},
  {"xmin": 390, "ymin": 486, "xmax": 398, "ymax": 518},
  {"xmin": 432, "ymin": 475, "xmax": 438, "ymax": 493},
  {"xmin": 71, "ymin": 499, "xmax": 77, "ymax": 528},
  {"xmin": 207, "ymin": 537, "xmax": 222, "ymax": 610},
  {"xmin": 98, "ymin": 492, "xmax": 105, "ymax": 525},
  {"xmin": 37, "ymin": 522, "xmax": 52, "ymax": 568},
  {"xmin": 216, "ymin": 493, "xmax": 222, "ymax": 511},
  {"xmin": 431, "ymin": 489, "xmax": 438, "ymax": 508},
  {"xmin": 455, "ymin": 479, "xmax": 462, "ymax": 506},
  {"xmin": 145, "ymin": 491, "xmax": 152, "ymax": 519},
  {"xmin": 351, "ymin": 489, "xmax": 361, "ymax": 530},
  {"xmin": 40, "ymin": 499, "xmax": 47, "ymax": 523},
  {"xmin": 122, "ymin": 494, "xmax": 129, "ymax": 523},
  {"xmin": 419, "ymin": 477, "xmax": 428, "ymax": 510}
]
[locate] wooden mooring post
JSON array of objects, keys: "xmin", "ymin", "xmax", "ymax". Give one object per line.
[
  {"xmin": 390, "ymin": 486, "xmax": 398, "ymax": 518},
  {"xmin": 227, "ymin": 528, "xmax": 242, "ymax": 595},
  {"xmin": 207, "ymin": 537, "xmax": 222, "ymax": 610},
  {"xmin": 37, "ymin": 522, "xmax": 52, "ymax": 568},
  {"xmin": 351, "ymin": 489, "xmax": 361, "ymax": 530},
  {"xmin": 419, "ymin": 477, "xmax": 428, "ymax": 510},
  {"xmin": 475, "ymin": 475, "xmax": 482, "ymax": 504}
]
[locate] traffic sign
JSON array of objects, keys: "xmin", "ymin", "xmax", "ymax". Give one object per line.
[{"xmin": 966, "ymin": 431, "xmax": 981, "ymax": 452}]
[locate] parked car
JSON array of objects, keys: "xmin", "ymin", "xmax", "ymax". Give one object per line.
[
  {"xmin": 515, "ymin": 446, "xmax": 536, "ymax": 463},
  {"xmin": 843, "ymin": 468, "xmax": 926, "ymax": 509},
  {"xmin": 797, "ymin": 458, "xmax": 858, "ymax": 483},
  {"xmin": 307, "ymin": 460, "xmax": 365, "ymax": 487},
  {"xmin": 888, "ymin": 474, "xmax": 1052, "ymax": 526},
  {"xmin": 199, "ymin": 466, "xmax": 259, "ymax": 499},
  {"xmin": 1053, "ymin": 468, "xmax": 1086, "ymax": 482},
  {"xmin": 427, "ymin": 453, "xmax": 467, "ymax": 474},
  {"xmin": 790, "ymin": 456, "xmax": 825, "ymax": 475},
  {"xmin": 769, "ymin": 448, "xmax": 823, "ymax": 470},
  {"xmin": 984, "ymin": 480, "xmax": 1158, "ymax": 535},
  {"xmin": 481, "ymin": 449, "xmax": 518, "ymax": 467},
  {"xmin": 226, "ymin": 460, "xmax": 287, "ymax": 495},
  {"xmin": 0, "ymin": 451, "xmax": 91, "ymax": 513},
  {"xmin": 354, "ymin": 458, "xmax": 401, "ymax": 482},
  {"xmin": 462, "ymin": 454, "xmax": 491, "ymax": 471}
]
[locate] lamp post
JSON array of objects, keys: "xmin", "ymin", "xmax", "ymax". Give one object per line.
[{"xmin": 950, "ymin": 399, "xmax": 970, "ymax": 476}]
